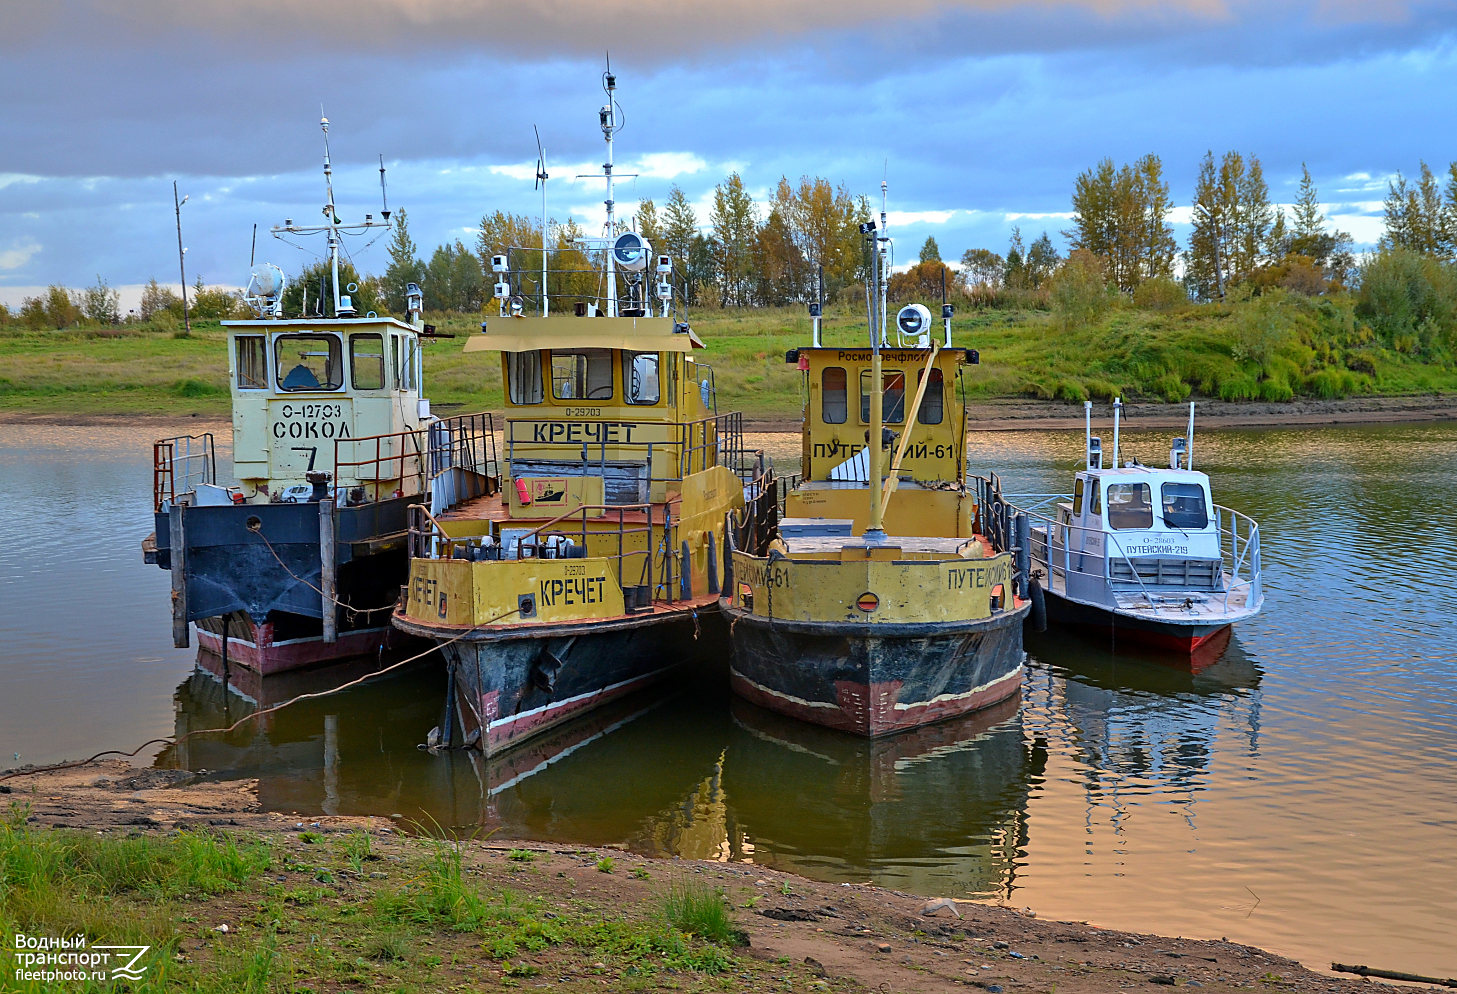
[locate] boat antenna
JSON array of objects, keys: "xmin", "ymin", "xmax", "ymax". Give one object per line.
[
  {"xmin": 575, "ymin": 57, "xmax": 636, "ymax": 318},
  {"xmin": 269, "ymin": 113, "xmax": 393, "ymax": 319},
  {"xmin": 1186, "ymin": 401, "xmax": 1196, "ymax": 470},
  {"xmin": 250, "ymin": 224, "xmax": 257, "ymax": 267},
  {"xmin": 810, "ymin": 265, "xmax": 823, "ymax": 347},
  {"xmin": 534, "ymin": 124, "xmax": 549, "ymax": 317},
  {"xmin": 378, "ymin": 153, "xmax": 390, "ymax": 220},
  {"xmin": 1111, "ymin": 397, "xmax": 1123, "ymax": 469},
  {"xmin": 879, "ymin": 169, "xmax": 889, "ymax": 347}
]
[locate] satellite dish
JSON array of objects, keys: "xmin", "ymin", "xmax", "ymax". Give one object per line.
[{"xmin": 612, "ymin": 231, "xmax": 651, "ymax": 272}]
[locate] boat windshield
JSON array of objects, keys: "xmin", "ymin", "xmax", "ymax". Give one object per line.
[
  {"xmin": 1161, "ymin": 482, "xmax": 1209, "ymax": 529},
  {"xmin": 1105, "ymin": 482, "xmax": 1153, "ymax": 529}
]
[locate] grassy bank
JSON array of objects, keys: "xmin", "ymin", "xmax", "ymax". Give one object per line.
[
  {"xmin": 3, "ymin": 294, "xmax": 1454, "ymax": 420},
  {"xmin": 0, "ymin": 807, "xmax": 761, "ymax": 993}
]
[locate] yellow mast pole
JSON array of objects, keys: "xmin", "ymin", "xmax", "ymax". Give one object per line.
[{"xmin": 866, "ymin": 222, "xmax": 886, "ymax": 540}]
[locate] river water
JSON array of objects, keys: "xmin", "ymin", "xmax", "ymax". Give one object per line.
[{"xmin": 2, "ymin": 419, "xmax": 1454, "ymax": 976}]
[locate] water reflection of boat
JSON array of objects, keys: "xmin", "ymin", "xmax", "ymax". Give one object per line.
[
  {"xmin": 156, "ymin": 670, "xmax": 729, "ymax": 840},
  {"xmin": 721, "ymin": 695, "xmax": 1040, "ymax": 897},
  {"xmin": 1026, "ymin": 626, "xmax": 1262, "ymax": 804}
]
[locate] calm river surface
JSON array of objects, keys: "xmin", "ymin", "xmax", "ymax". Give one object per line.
[{"xmin": 2, "ymin": 419, "xmax": 1455, "ymax": 976}]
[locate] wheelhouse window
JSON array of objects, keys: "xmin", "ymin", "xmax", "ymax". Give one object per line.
[
  {"xmin": 350, "ymin": 334, "xmax": 385, "ymax": 390},
  {"xmin": 1073, "ymin": 477, "xmax": 1084, "ymax": 516},
  {"xmin": 917, "ymin": 368, "xmax": 944, "ymax": 424},
  {"xmin": 276, "ymin": 334, "xmax": 342, "ymax": 391},
  {"xmin": 1106, "ymin": 482, "xmax": 1153, "ymax": 530},
  {"xmin": 625, "ymin": 351, "xmax": 661, "ymax": 405},
  {"xmin": 822, "ymin": 367, "xmax": 847, "ymax": 424},
  {"xmin": 507, "ymin": 350, "xmax": 544, "ymax": 404},
  {"xmin": 1089, "ymin": 479, "xmax": 1102, "ymax": 516},
  {"xmin": 399, "ymin": 338, "xmax": 417, "ymax": 393},
  {"xmin": 235, "ymin": 336, "xmax": 267, "ymax": 389},
  {"xmin": 859, "ymin": 370, "xmax": 906, "ymax": 424},
  {"xmin": 1161, "ymin": 482, "xmax": 1210, "ymax": 529},
  {"xmin": 552, "ymin": 349, "xmax": 613, "ymax": 401}
]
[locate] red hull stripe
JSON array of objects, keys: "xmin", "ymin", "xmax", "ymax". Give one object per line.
[
  {"xmin": 195, "ymin": 624, "xmax": 399, "ymax": 676},
  {"xmin": 729, "ymin": 667, "xmax": 1024, "ymax": 737},
  {"xmin": 481, "ymin": 667, "xmax": 674, "ymax": 753}
]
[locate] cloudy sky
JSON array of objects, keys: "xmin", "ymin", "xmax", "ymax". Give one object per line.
[{"xmin": 2, "ymin": 0, "xmax": 1455, "ymax": 309}]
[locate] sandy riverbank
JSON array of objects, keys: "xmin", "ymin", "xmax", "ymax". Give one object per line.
[{"xmin": 0, "ymin": 760, "xmax": 1411, "ymax": 994}]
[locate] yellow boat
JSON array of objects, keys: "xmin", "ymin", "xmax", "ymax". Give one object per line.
[
  {"xmin": 391, "ymin": 68, "xmax": 760, "ymax": 755},
  {"xmin": 721, "ymin": 220, "xmax": 1030, "ymax": 736}
]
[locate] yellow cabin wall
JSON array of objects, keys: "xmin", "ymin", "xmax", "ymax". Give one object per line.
[
  {"xmin": 784, "ymin": 487, "xmax": 975, "ymax": 538},
  {"xmin": 797, "ymin": 348, "xmax": 967, "ymax": 484},
  {"xmin": 728, "ymin": 550, "xmax": 1013, "ymax": 625}
]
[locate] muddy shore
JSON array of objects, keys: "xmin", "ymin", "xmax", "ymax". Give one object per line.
[
  {"xmin": 0, "ymin": 761, "xmax": 1416, "ymax": 993},
  {"xmin": 2, "ymin": 393, "xmax": 1454, "ymax": 433}
]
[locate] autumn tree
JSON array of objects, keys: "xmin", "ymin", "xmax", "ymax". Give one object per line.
[
  {"xmin": 19, "ymin": 286, "xmax": 81, "ymax": 329},
  {"xmin": 709, "ymin": 173, "xmax": 758, "ymax": 306},
  {"xmin": 959, "ymin": 248, "xmax": 1004, "ymax": 288},
  {"xmin": 1276, "ymin": 164, "xmax": 1356, "ymax": 290},
  {"xmin": 382, "ymin": 208, "xmax": 426, "ymax": 314},
  {"xmin": 660, "ymin": 185, "xmax": 704, "ymax": 305},
  {"xmin": 1068, "ymin": 154, "xmax": 1174, "ymax": 292},
  {"xmin": 423, "ymin": 242, "xmax": 482, "ymax": 313},
  {"xmin": 772, "ymin": 175, "xmax": 865, "ymax": 301},
  {"xmin": 637, "ymin": 198, "xmax": 662, "ymax": 251},
  {"xmin": 918, "ymin": 236, "xmax": 941, "ymax": 264},
  {"xmin": 1003, "ymin": 228, "xmax": 1028, "ymax": 290},
  {"xmin": 139, "ymin": 278, "xmax": 179, "ymax": 321},
  {"xmin": 1025, "ymin": 232, "xmax": 1062, "ymax": 289},
  {"xmin": 887, "ymin": 259, "xmax": 958, "ymax": 303}
]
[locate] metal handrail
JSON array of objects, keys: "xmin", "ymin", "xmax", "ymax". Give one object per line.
[
  {"xmin": 152, "ymin": 434, "xmax": 216, "ymax": 510},
  {"xmin": 335, "ymin": 412, "xmax": 499, "ymax": 500},
  {"xmin": 405, "ymin": 498, "xmax": 686, "ymax": 608}
]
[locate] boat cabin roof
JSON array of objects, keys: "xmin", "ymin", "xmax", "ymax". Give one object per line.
[
  {"xmin": 224, "ymin": 316, "xmax": 420, "ymax": 335},
  {"xmin": 1080, "ymin": 466, "xmax": 1211, "ymax": 488},
  {"xmin": 465, "ymin": 315, "xmax": 704, "ymax": 354}
]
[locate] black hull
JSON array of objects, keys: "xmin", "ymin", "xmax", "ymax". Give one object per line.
[
  {"xmin": 407, "ymin": 611, "xmax": 709, "ymax": 757},
  {"xmin": 149, "ymin": 496, "xmax": 413, "ymax": 671},
  {"xmin": 724, "ymin": 603, "xmax": 1029, "ymax": 736}
]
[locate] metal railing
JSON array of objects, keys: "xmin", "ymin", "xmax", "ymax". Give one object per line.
[
  {"xmin": 334, "ymin": 412, "xmax": 499, "ymax": 500},
  {"xmin": 406, "ymin": 499, "xmax": 682, "ymax": 611},
  {"xmin": 153, "ymin": 434, "xmax": 216, "ymax": 510}
]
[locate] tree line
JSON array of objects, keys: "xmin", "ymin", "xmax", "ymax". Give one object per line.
[{"xmin": 7, "ymin": 157, "xmax": 1457, "ymax": 332}]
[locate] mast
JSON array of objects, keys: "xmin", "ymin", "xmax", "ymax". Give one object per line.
[
  {"xmin": 601, "ymin": 65, "xmax": 619, "ymax": 316},
  {"xmin": 272, "ymin": 117, "xmax": 392, "ymax": 319},
  {"xmin": 878, "ymin": 176, "xmax": 889, "ymax": 347},
  {"xmin": 864, "ymin": 220, "xmax": 887, "ymax": 541},
  {"xmin": 321, "ymin": 115, "xmax": 343, "ymax": 317}
]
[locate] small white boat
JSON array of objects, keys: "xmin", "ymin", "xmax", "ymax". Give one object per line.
[{"xmin": 1003, "ymin": 400, "xmax": 1263, "ymax": 657}]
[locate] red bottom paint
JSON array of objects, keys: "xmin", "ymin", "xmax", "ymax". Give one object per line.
[
  {"xmin": 471, "ymin": 669, "xmax": 673, "ymax": 755},
  {"xmin": 196, "ymin": 621, "xmax": 403, "ymax": 677},
  {"xmin": 729, "ymin": 667, "xmax": 1024, "ymax": 738}
]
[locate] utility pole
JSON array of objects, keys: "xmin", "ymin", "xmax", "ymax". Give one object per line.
[{"xmin": 174, "ymin": 180, "xmax": 192, "ymax": 334}]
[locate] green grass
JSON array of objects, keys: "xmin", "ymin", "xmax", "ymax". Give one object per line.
[
  {"xmin": 4, "ymin": 293, "xmax": 1454, "ymax": 420},
  {"xmin": 661, "ymin": 878, "xmax": 740, "ymax": 947}
]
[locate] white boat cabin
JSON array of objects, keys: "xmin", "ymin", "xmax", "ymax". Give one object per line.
[
  {"xmin": 224, "ymin": 315, "xmax": 431, "ymax": 504},
  {"xmin": 1055, "ymin": 466, "xmax": 1224, "ymax": 591}
]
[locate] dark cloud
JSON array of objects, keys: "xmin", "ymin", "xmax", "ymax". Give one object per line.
[{"xmin": 3, "ymin": 0, "xmax": 1456, "ymax": 293}]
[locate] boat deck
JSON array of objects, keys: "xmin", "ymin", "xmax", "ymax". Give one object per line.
[
  {"xmin": 781, "ymin": 534, "xmax": 986, "ymax": 557},
  {"xmin": 438, "ymin": 493, "xmax": 657, "ymax": 526},
  {"xmin": 1044, "ymin": 568, "xmax": 1259, "ymax": 623}
]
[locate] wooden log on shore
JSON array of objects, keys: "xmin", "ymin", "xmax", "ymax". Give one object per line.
[{"xmin": 1332, "ymin": 963, "xmax": 1457, "ymax": 988}]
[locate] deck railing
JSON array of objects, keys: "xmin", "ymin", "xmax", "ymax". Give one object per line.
[
  {"xmin": 334, "ymin": 412, "xmax": 499, "ymax": 500},
  {"xmin": 406, "ymin": 499, "xmax": 684, "ymax": 610},
  {"xmin": 152, "ymin": 434, "xmax": 216, "ymax": 510}
]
